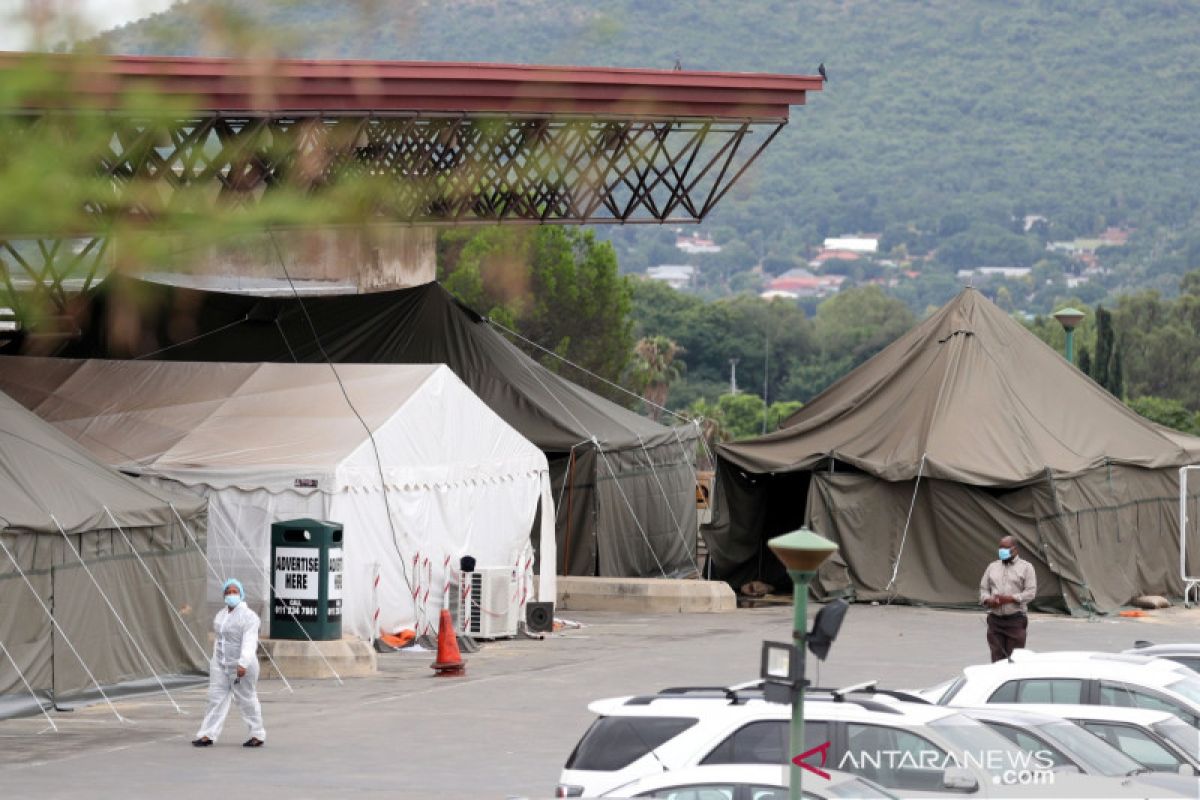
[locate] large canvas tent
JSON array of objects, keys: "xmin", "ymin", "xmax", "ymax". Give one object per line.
[
  {"xmin": 0, "ymin": 357, "xmax": 554, "ymax": 640},
  {"xmin": 0, "ymin": 387, "xmax": 208, "ymax": 714},
  {"xmin": 33, "ymin": 274, "xmax": 700, "ymax": 579},
  {"xmin": 708, "ymin": 288, "xmax": 1200, "ymax": 614}
]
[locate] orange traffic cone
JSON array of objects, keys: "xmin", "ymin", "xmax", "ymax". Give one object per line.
[{"xmin": 431, "ymin": 608, "xmax": 465, "ymax": 677}]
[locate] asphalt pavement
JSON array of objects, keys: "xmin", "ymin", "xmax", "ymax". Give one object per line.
[{"xmin": 2, "ymin": 602, "xmax": 1198, "ymax": 799}]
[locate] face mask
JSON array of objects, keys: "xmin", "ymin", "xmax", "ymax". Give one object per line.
[
  {"xmin": 998, "ymin": 548, "xmax": 1013, "ymax": 561},
  {"xmin": 224, "ymin": 594, "xmax": 241, "ymax": 609}
]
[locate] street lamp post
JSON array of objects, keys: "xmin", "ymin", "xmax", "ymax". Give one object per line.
[
  {"xmin": 1052, "ymin": 307, "xmax": 1086, "ymax": 364},
  {"xmin": 766, "ymin": 527, "xmax": 839, "ymax": 800}
]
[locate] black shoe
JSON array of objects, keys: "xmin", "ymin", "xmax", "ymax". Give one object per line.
[
  {"xmin": 242, "ymin": 737, "xmax": 264, "ymax": 748},
  {"xmin": 192, "ymin": 737, "xmax": 213, "ymax": 747}
]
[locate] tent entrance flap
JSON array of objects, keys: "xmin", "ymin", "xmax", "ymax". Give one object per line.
[{"xmin": 705, "ymin": 464, "xmax": 811, "ymax": 591}]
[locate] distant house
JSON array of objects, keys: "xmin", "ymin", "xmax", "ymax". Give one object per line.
[
  {"xmin": 958, "ymin": 267, "xmax": 1032, "ymax": 282},
  {"xmin": 978, "ymin": 267, "xmax": 1032, "ymax": 279},
  {"xmin": 809, "ymin": 249, "xmax": 861, "ymax": 268},
  {"xmin": 764, "ymin": 268, "xmax": 845, "ymax": 298},
  {"xmin": 1066, "ymin": 275, "xmax": 1091, "ymax": 289},
  {"xmin": 822, "ymin": 236, "xmax": 878, "ymax": 253},
  {"xmin": 646, "ymin": 264, "xmax": 696, "ymax": 290},
  {"xmin": 1098, "ymin": 227, "xmax": 1131, "ymax": 247},
  {"xmin": 1022, "ymin": 214, "xmax": 1047, "ymax": 232},
  {"xmin": 675, "ymin": 232, "xmax": 722, "ymax": 254},
  {"xmin": 1047, "ymin": 240, "xmax": 1086, "ymax": 255}
]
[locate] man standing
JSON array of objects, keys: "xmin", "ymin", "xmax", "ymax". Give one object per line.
[{"xmin": 979, "ymin": 536, "xmax": 1037, "ymax": 662}]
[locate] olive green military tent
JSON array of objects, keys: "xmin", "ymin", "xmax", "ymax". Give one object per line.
[
  {"xmin": 707, "ymin": 288, "xmax": 1200, "ymax": 614},
  {"xmin": 0, "ymin": 388, "xmax": 208, "ymax": 717}
]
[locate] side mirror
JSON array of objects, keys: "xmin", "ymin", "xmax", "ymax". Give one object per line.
[
  {"xmin": 942, "ymin": 766, "xmax": 979, "ymax": 792},
  {"xmin": 1178, "ymin": 763, "xmax": 1198, "ymax": 777}
]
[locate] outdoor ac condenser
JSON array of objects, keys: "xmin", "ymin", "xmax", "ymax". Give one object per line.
[{"xmin": 454, "ymin": 568, "xmax": 520, "ymax": 639}]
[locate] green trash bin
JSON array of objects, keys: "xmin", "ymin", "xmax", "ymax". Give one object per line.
[{"xmin": 269, "ymin": 519, "xmax": 343, "ymax": 641}]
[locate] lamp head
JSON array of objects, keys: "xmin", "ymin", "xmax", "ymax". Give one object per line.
[
  {"xmin": 767, "ymin": 527, "xmax": 838, "ymax": 574},
  {"xmin": 1052, "ymin": 307, "xmax": 1086, "ymax": 331}
]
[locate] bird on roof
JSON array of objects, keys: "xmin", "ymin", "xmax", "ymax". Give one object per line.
[
  {"xmin": 818, "ymin": 62, "xmax": 828, "ymax": 82},
  {"xmin": 673, "ymin": 53, "xmax": 683, "ymax": 71}
]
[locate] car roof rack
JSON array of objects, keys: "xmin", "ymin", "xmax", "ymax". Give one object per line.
[
  {"xmin": 805, "ymin": 683, "xmax": 932, "ymax": 705},
  {"xmin": 623, "ymin": 686, "xmax": 763, "ymax": 706},
  {"xmin": 804, "ymin": 692, "xmax": 902, "ymax": 714}
]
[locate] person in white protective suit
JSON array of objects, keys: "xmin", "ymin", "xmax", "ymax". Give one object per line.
[{"xmin": 192, "ymin": 578, "xmax": 266, "ymax": 747}]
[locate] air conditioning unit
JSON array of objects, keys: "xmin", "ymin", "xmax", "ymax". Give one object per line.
[{"xmin": 454, "ymin": 568, "xmax": 520, "ymax": 639}]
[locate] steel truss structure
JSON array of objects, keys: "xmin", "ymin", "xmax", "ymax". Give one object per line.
[{"xmin": 0, "ymin": 55, "xmax": 820, "ymax": 317}]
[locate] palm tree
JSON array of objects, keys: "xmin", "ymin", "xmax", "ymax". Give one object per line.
[{"xmin": 630, "ymin": 336, "xmax": 685, "ymax": 421}]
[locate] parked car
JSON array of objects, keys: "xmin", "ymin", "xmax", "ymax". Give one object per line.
[
  {"xmin": 986, "ymin": 703, "xmax": 1200, "ymax": 776},
  {"xmin": 1126, "ymin": 642, "xmax": 1200, "ymax": 674},
  {"xmin": 594, "ymin": 764, "xmax": 896, "ymax": 799},
  {"xmin": 931, "ymin": 650, "xmax": 1200, "ymax": 728},
  {"xmin": 957, "ymin": 705, "xmax": 1199, "ymax": 795},
  {"xmin": 556, "ymin": 684, "xmax": 1158, "ymax": 798}
]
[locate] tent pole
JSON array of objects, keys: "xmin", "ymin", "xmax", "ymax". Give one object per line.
[
  {"xmin": 563, "ymin": 447, "xmax": 577, "ymax": 574},
  {"xmin": 102, "ymin": 507, "xmax": 211, "ymax": 664},
  {"xmin": 0, "ymin": 535, "xmax": 127, "ymax": 723},
  {"xmin": 0, "ymin": 638, "xmax": 58, "ymax": 732},
  {"xmin": 168, "ymin": 503, "xmax": 295, "ymax": 694},
  {"xmin": 225, "ymin": 531, "xmax": 344, "ymax": 686},
  {"xmin": 671, "ymin": 422, "xmax": 711, "ymax": 578},
  {"xmin": 49, "ymin": 516, "xmax": 185, "ymax": 716}
]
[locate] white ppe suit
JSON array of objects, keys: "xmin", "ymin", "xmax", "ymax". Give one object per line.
[{"xmin": 195, "ymin": 601, "xmax": 265, "ymax": 742}]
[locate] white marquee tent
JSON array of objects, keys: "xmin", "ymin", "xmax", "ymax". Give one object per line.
[{"xmin": 0, "ymin": 357, "xmax": 555, "ymax": 640}]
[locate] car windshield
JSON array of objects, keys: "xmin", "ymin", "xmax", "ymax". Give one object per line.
[
  {"xmin": 1153, "ymin": 717, "xmax": 1200, "ymax": 759},
  {"xmin": 1037, "ymin": 721, "xmax": 1143, "ymax": 776},
  {"xmin": 565, "ymin": 716, "xmax": 697, "ymax": 771},
  {"xmin": 1167, "ymin": 676, "xmax": 1200, "ymax": 706},
  {"xmin": 921, "ymin": 679, "xmax": 957, "ymax": 703},
  {"xmin": 929, "ymin": 713, "xmax": 1027, "ymax": 759}
]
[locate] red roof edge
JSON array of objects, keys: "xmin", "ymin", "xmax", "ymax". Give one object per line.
[{"xmin": 0, "ymin": 52, "xmax": 821, "ymax": 120}]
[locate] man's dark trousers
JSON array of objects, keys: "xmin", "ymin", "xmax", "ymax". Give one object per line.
[{"xmin": 987, "ymin": 612, "xmax": 1027, "ymax": 662}]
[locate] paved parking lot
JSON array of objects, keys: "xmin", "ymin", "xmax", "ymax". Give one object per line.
[{"xmin": 2, "ymin": 602, "xmax": 1199, "ymax": 799}]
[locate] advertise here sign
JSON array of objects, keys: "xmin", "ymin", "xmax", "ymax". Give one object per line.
[
  {"xmin": 328, "ymin": 548, "xmax": 343, "ymax": 621},
  {"xmin": 273, "ymin": 547, "xmax": 321, "ymax": 620}
]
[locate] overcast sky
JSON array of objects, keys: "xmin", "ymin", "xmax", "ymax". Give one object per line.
[{"xmin": 0, "ymin": 0, "xmax": 176, "ymax": 51}]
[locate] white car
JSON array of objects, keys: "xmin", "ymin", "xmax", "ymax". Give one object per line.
[
  {"xmin": 556, "ymin": 684, "xmax": 1154, "ymax": 798},
  {"xmin": 595, "ymin": 765, "xmax": 895, "ymax": 799},
  {"xmin": 930, "ymin": 650, "xmax": 1200, "ymax": 728},
  {"xmin": 958, "ymin": 705, "xmax": 1200, "ymax": 795},
  {"xmin": 987, "ymin": 703, "xmax": 1200, "ymax": 775},
  {"xmin": 1125, "ymin": 642, "xmax": 1200, "ymax": 674}
]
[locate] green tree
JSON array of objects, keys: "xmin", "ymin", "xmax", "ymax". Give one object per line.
[
  {"xmin": 439, "ymin": 227, "xmax": 634, "ymax": 401},
  {"xmin": 629, "ymin": 336, "xmax": 685, "ymax": 421},
  {"xmin": 813, "ymin": 287, "xmax": 916, "ymax": 366},
  {"xmin": 1077, "ymin": 345, "xmax": 1092, "ymax": 378},
  {"xmin": 768, "ymin": 400, "xmax": 804, "ymax": 430},
  {"xmin": 1094, "ymin": 305, "xmax": 1114, "ymax": 392},
  {"xmin": 1127, "ymin": 396, "xmax": 1198, "ymax": 434},
  {"xmin": 1110, "ymin": 341, "xmax": 1125, "ymax": 400}
]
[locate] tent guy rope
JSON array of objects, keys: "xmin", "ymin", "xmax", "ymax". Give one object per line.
[{"xmin": 50, "ymin": 514, "xmax": 185, "ymax": 716}]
